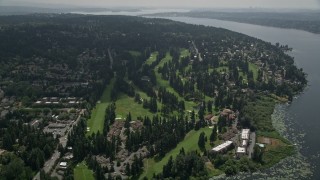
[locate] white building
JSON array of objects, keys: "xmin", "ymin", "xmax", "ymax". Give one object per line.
[
  {"xmin": 241, "ymin": 129, "xmax": 250, "ymax": 140},
  {"xmin": 212, "ymin": 141, "xmax": 233, "ymax": 153},
  {"xmin": 59, "ymin": 162, "xmax": 67, "ymax": 169},
  {"xmin": 242, "ymin": 140, "xmax": 248, "ymax": 147},
  {"xmin": 236, "ymin": 147, "xmax": 246, "ymax": 157}
]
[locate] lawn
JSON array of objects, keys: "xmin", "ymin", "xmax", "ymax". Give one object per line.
[
  {"xmin": 86, "ymin": 78, "xmax": 114, "ymax": 135},
  {"xmin": 129, "ymin": 50, "xmax": 142, "ymax": 57},
  {"xmin": 156, "ymin": 52, "xmax": 172, "ymax": 68},
  {"xmin": 115, "ymin": 93, "xmax": 156, "ymax": 120},
  {"xmin": 74, "ymin": 162, "xmax": 95, "ymax": 180},
  {"xmin": 141, "ymin": 127, "xmax": 214, "ymax": 179},
  {"xmin": 145, "ymin": 52, "xmax": 158, "ymax": 65},
  {"xmin": 179, "ymin": 48, "xmax": 190, "ymax": 59},
  {"xmin": 249, "ymin": 62, "xmax": 259, "ymax": 81}
]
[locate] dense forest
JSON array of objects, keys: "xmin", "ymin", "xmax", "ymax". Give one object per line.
[{"xmin": 0, "ymin": 14, "xmax": 306, "ymax": 179}]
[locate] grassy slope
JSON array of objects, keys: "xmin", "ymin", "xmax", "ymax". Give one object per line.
[
  {"xmin": 115, "ymin": 93, "xmax": 156, "ymax": 120},
  {"xmin": 145, "ymin": 52, "xmax": 158, "ymax": 65},
  {"xmin": 129, "ymin": 50, "xmax": 142, "ymax": 57},
  {"xmin": 141, "ymin": 127, "xmax": 214, "ymax": 179},
  {"xmin": 74, "ymin": 162, "xmax": 95, "ymax": 180},
  {"xmin": 179, "ymin": 48, "xmax": 190, "ymax": 58},
  {"xmin": 87, "ymin": 78, "xmax": 114, "ymax": 135},
  {"xmin": 249, "ymin": 62, "xmax": 259, "ymax": 81}
]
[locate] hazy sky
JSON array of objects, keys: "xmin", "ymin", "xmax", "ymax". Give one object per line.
[{"xmin": 1, "ymin": 0, "xmax": 320, "ymax": 9}]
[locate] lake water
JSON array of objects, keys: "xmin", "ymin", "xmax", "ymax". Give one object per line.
[
  {"xmin": 162, "ymin": 17, "xmax": 320, "ymax": 180},
  {"xmin": 71, "ymin": 9, "xmax": 189, "ymax": 16}
]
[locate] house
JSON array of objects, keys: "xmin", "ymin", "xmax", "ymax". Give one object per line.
[
  {"xmin": 59, "ymin": 162, "xmax": 67, "ymax": 169},
  {"xmin": 29, "ymin": 119, "xmax": 42, "ymax": 128},
  {"xmin": 241, "ymin": 140, "xmax": 248, "ymax": 147},
  {"xmin": 64, "ymin": 152, "xmax": 74, "ymax": 160},
  {"xmin": 241, "ymin": 129, "xmax": 250, "ymax": 140},
  {"xmin": 35, "ymin": 101, "xmax": 42, "ymax": 104},
  {"xmin": 205, "ymin": 114, "xmax": 214, "ymax": 121},
  {"xmin": 236, "ymin": 147, "xmax": 246, "ymax": 157},
  {"xmin": 141, "ymin": 76, "xmax": 151, "ymax": 82},
  {"xmin": 220, "ymin": 109, "xmax": 233, "ymax": 117}
]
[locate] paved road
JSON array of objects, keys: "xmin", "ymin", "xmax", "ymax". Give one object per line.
[
  {"xmin": 248, "ymin": 132, "xmax": 256, "ymax": 158},
  {"xmin": 232, "ymin": 117, "xmax": 238, "ymax": 129},
  {"xmin": 108, "ymin": 48, "xmax": 114, "ymax": 69},
  {"xmin": 191, "ymin": 41, "xmax": 203, "ymax": 62}
]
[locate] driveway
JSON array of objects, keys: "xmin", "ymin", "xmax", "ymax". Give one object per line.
[{"xmin": 248, "ymin": 132, "xmax": 256, "ymax": 158}]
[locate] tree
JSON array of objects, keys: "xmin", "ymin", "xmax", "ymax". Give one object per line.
[
  {"xmin": 207, "ymin": 100, "xmax": 213, "ymax": 113},
  {"xmin": 150, "ymin": 97, "xmax": 157, "ymax": 113},
  {"xmin": 134, "ymin": 93, "xmax": 141, "ymax": 103},
  {"xmin": 190, "ymin": 110, "xmax": 195, "ymax": 129},
  {"xmin": 253, "ymin": 145, "xmax": 264, "ymax": 163},
  {"xmin": 1, "ymin": 156, "xmax": 33, "ymax": 180},
  {"xmin": 125, "ymin": 163, "xmax": 131, "ymax": 175},
  {"xmin": 124, "ymin": 112, "xmax": 131, "ymax": 129},
  {"xmin": 163, "ymin": 156, "xmax": 173, "ymax": 178},
  {"xmin": 210, "ymin": 125, "xmax": 217, "ymax": 143},
  {"xmin": 198, "ymin": 107, "xmax": 204, "ymax": 121},
  {"xmin": 28, "ymin": 148, "xmax": 45, "ymax": 170},
  {"xmin": 225, "ymin": 165, "xmax": 237, "ymax": 176},
  {"xmin": 198, "ymin": 132, "xmax": 206, "ymax": 151},
  {"xmin": 217, "ymin": 115, "xmax": 227, "ymax": 133}
]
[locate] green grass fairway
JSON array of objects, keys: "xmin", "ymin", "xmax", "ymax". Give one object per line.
[
  {"xmin": 115, "ymin": 93, "xmax": 156, "ymax": 120},
  {"xmin": 141, "ymin": 127, "xmax": 213, "ymax": 179},
  {"xmin": 249, "ymin": 62, "xmax": 259, "ymax": 81},
  {"xmin": 87, "ymin": 78, "xmax": 114, "ymax": 135},
  {"xmin": 74, "ymin": 162, "xmax": 95, "ymax": 180},
  {"xmin": 179, "ymin": 48, "xmax": 190, "ymax": 59},
  {"xmin": 86, "ymin": 103, "xmax": 108, "ymax": 135},
  {"xmin": 145, "ymin": 52, "xmax": 158, "ymax": 65},
  {"xmin": 156, "ymin": 52, "xmax": 172, "ymax": 67},
  {"xmin": 129, "ymin": 50, "xmax": 142, "ymax": 57}
]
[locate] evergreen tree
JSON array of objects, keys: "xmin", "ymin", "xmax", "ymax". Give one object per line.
[
  {"xmin": 210, "ymin": 125, "xmax": 217, "ymax": 144},
  {"xmin": 198, "ymin": 132, "xmax": 206, "ymax": 151},
  {"xmin": 207, "ymin": 100, "xmax": 213, "ymax": 113}
]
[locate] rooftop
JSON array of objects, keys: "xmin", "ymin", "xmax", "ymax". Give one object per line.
[
  {"xmin": 212, "ymin": 141, "xmax": 233, "ymax": 152},
  {"xmin": 242, "ymin": 140, "xmax": 248, "ymax": 147},
  {"xmin": 59, "ymin": 162, "xmax": 67, "ymax": 167},
  {"xmin": 241, "ymin": 129, "xmax": 250, "ymax": 140},
  {"xmin": 237, "ymin": 147, "xmax": 246, "ymax": 153}
]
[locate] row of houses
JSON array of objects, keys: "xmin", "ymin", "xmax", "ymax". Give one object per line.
[{"xmin": 34, "ymin": 97, "xmax": 83, "ymax": 107}]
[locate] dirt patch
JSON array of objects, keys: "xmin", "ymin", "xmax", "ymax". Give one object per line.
[
  {"xmin": 257, "ymin": 136, "xmax": 285, "ymax": 150},
  {"xmin": 258, "ymin": 136, "xmax": 271, "ymax": 144}
]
